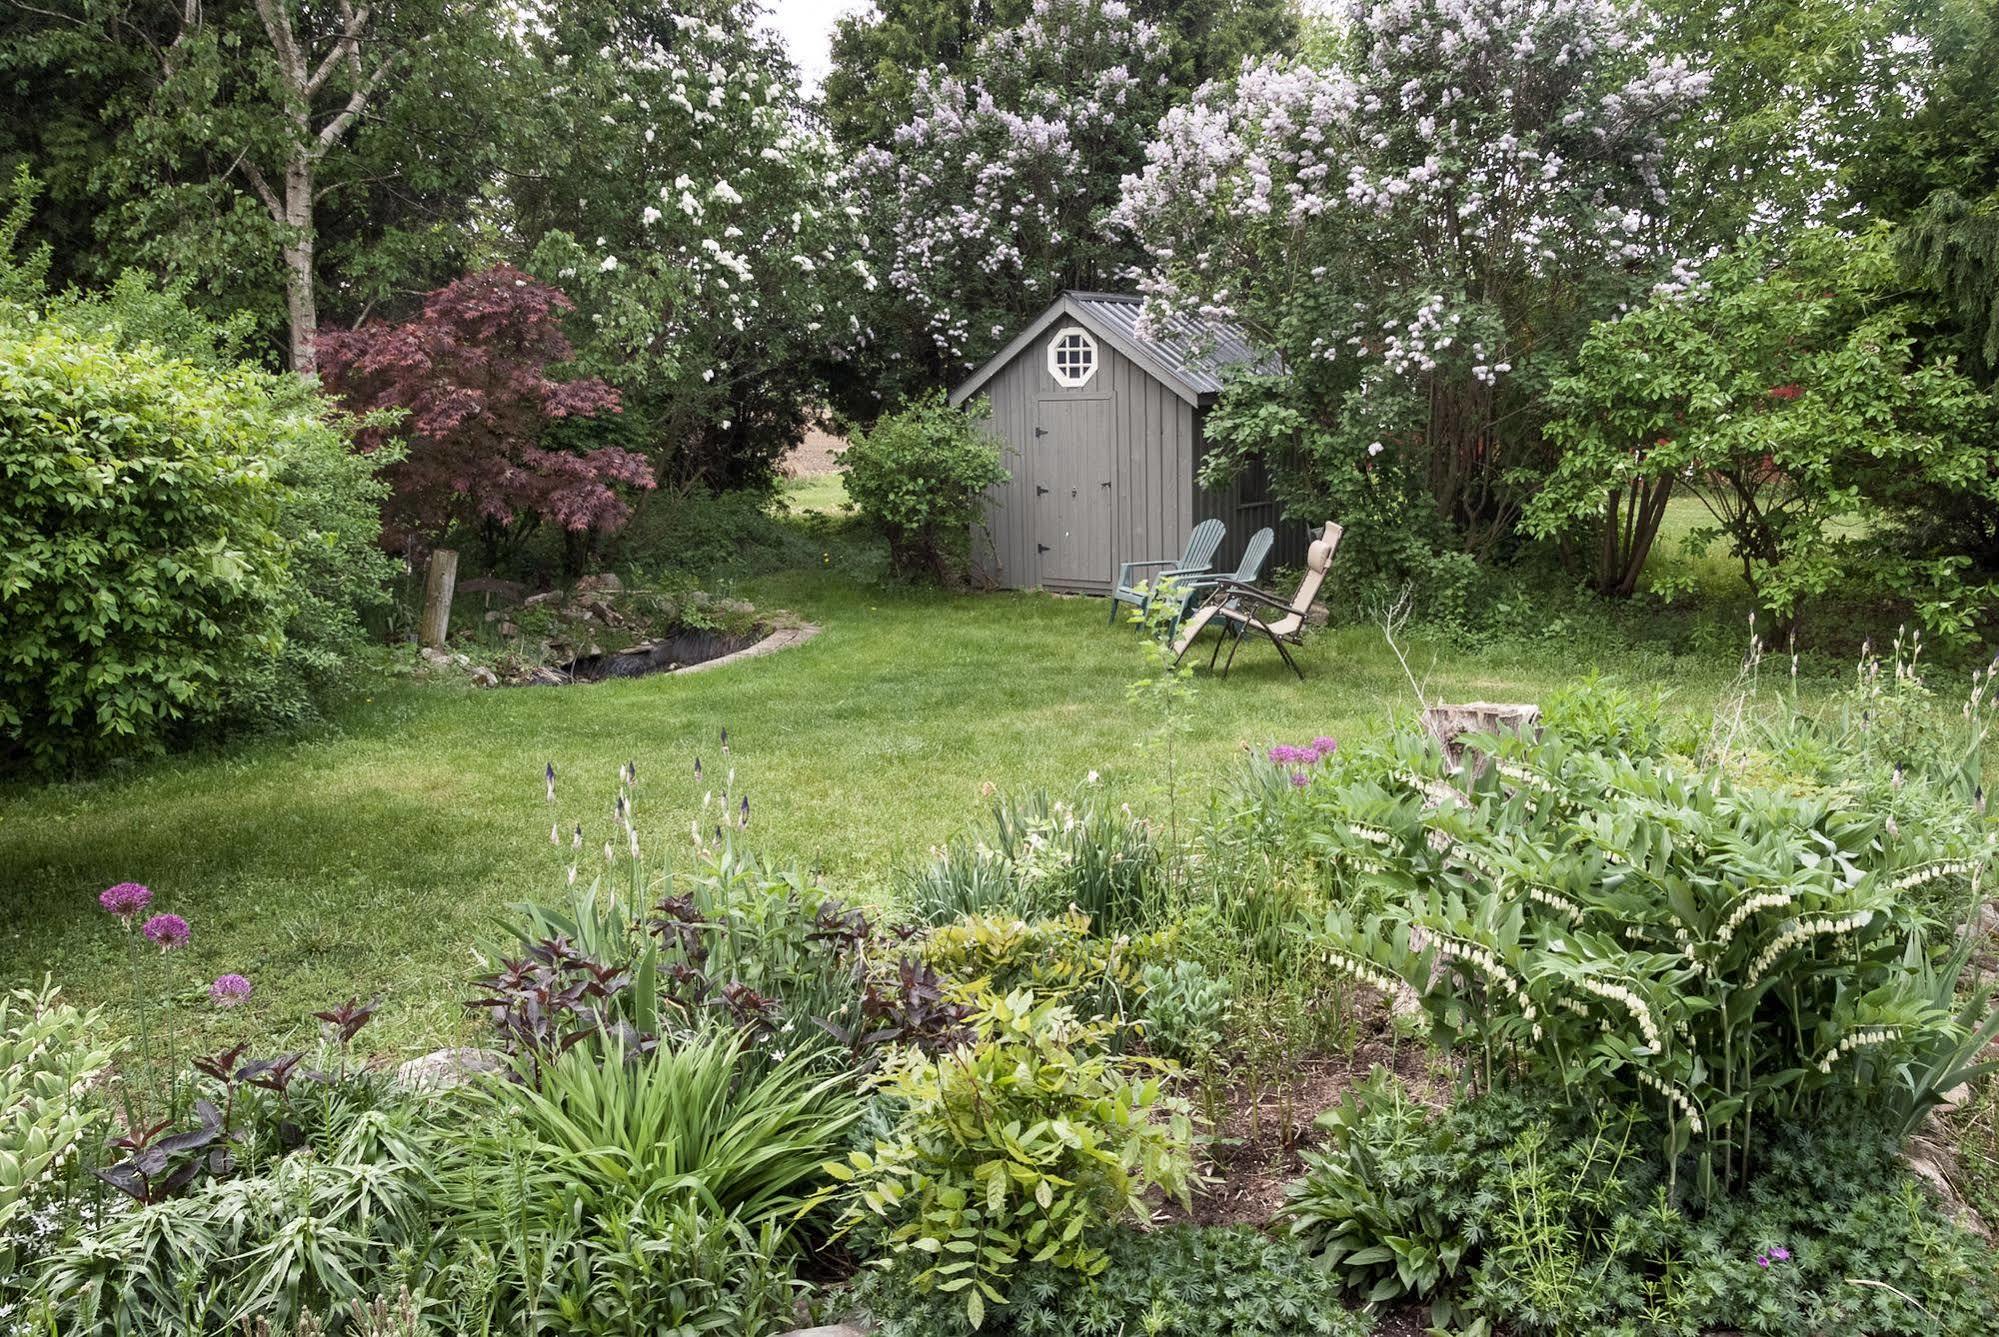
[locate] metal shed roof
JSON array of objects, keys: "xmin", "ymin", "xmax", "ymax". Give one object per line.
[{"xmin": 948, "ymin": 291, "xmax": 1280, "ymax": 409}]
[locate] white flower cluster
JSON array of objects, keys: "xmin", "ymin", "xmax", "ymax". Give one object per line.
[
  {"xmin": 1634, "ymin": 1067, "xmax": 1703, "ymax": 1134},
  {"xmin": 1118, "ymin": 0, "xmax": 1710, "ymax": 399},
  {"xmin": 1743, "ymin": 911, "xmax": 1872, "ymax": 986},
  {"xmin": 1433, "ymin": 935, "xmax": 1540, "ymax": 1039},
  {"xmin": 1715, "ymin": 889, "xmax": 1797, "ymax": 945},
  {"xmin": 1889, "ymin": 859, "xmax": 1978, "ymax": 893},
  {"xmin": 1815, "ymin": 1025, "xmax": 1901, "ymax": 1074},
  {"xmin": 1572, "ymin": 973, "xmax": 1662, "ymax": 1052}
]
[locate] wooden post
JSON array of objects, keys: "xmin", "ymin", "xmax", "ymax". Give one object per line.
[{"xmin": 419, "ymin": 548, "xmax": 459, "ymax": 649}]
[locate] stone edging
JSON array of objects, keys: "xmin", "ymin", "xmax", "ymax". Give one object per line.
[{"xmin": 670, "ymin": 622, "xmax": 821, "ymax": 676}]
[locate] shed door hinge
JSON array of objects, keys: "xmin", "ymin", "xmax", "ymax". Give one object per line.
[
  {"xmin": 1037, "ymin": 543, "xmax": 1051, "ymax": 554},
  {"xmin": 1034, "ymin": 427, "xmax": 1049, "ymax": 438},
  {"xmin": 1035, "ymin": 485, "xmax": 1049, "ymax": 496}
]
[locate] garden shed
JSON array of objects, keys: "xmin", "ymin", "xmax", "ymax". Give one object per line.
[{"xmin": 949, "ymin": 291, "xmax": 1305, "ymax": 594}]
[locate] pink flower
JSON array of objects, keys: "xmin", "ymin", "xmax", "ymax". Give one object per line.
[
  {"xmin": 209, "ymin": 974, "xmax": 252, "ymax": 1008},
  {"xmin": 142, "ymin": 913, "xmax": 190, "ymax": 951},
  {"xmin": 98, "ymin": 882, "xmax": 152, "ymax": 923},
  {"xmin": 1311, "ymin": 736, "xmax": 1338, "ymax": 758}
]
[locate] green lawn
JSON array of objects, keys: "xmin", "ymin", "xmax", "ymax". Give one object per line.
[
  {"xmin": 0, "ymin": 560, "xmax": 1795, "ymax": 1058},
  {"xmin": 781, "ymin": 471, "xmax": 849, "ymax": 514}
]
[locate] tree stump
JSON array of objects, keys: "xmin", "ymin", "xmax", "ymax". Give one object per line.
[
  {"xmin": 1421, "ymin": 701, "xmax": 1540, "ymax": 772},
  {"xmin": 419, "ymin": 548, "xmax": 459, "ymax": 649}
]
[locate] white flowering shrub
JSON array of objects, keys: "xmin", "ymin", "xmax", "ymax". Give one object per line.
[
  {"xmin": 849, "ymin": 0, "xmax": 1177, "ymax": 395},
  {"xmin": 1291, "ymin": 724, "xmax": 1996, "ymax": 1200},
  {"xmin": 516, "ymin": 1, "xmax": 874, "ymax": 486},
  {"xmin": 1115, "ymin": 0, "xmax": 1711, "ymax": 556}
]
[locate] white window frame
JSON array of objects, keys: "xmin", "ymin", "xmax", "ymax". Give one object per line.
[{"xmin": 1046, "ymin": 326, "xmax": 1099, "ymax": 388}]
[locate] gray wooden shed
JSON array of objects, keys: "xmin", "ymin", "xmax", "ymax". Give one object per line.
[{"xmin": 949, "ymin": 291, "xmax": 1304, "ymax": 595}]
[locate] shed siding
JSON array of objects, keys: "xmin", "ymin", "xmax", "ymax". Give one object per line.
[
  {"xmin": 1191, "ymin": 421, "xmax": 1311, "ymax": 576},
  {"xmin": 970, "ymin": 327, "xmax": 1197, "ymax": 594}
]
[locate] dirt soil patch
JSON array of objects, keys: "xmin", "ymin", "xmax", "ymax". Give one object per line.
[{"xmin": 1173, "ymin": 1034, "xmax": 1446, "ymax": 1230}]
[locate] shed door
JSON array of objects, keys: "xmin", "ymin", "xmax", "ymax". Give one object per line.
[{"xmin": 1031, "ymin": 397, "xmax": 1113, "ymax": 586}]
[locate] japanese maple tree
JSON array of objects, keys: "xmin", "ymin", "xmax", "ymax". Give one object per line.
[{"xmin": 318, "ymin": 266, "xmax": 648, "ymax": 560}]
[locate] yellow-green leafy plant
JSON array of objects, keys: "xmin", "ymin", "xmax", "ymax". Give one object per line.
[
  {"xmin": 1306, "ymin": 726, "xmax": 1996, "ymax": 1200},
  {"xmin": 1, "ymin": 981, "xmax": 116, "ymax": 1258},
  {"xmin": 817, "ymin": 989, "xmax": 1195, "ymax": 1329},
  {"xmin": 919, "ymin": 910, "xmax": 1171, "ymax": 1009}
]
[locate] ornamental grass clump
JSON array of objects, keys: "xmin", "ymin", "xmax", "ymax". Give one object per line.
[{"xmin": 1300, "ymin": 723, "xmax": 1996, "ymax": 1201}]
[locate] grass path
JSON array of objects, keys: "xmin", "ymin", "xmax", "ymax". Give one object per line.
[{"xmin": 1, "ymin": 567, "xmax": 1787, "ymax": 1054}]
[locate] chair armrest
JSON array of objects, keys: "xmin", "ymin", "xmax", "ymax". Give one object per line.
[{"xmin": 1202, "ymin": 580, "xmax": 1295, "ymax": 616}]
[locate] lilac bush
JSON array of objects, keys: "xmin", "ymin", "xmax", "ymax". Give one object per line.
[
  {"xmin": 1115, "ymin": 0, "xmax": 1711, "ymax": 555},
  {"xmin": 852, "ymin": 0, "xmax": 1177, "ymax": 390}
]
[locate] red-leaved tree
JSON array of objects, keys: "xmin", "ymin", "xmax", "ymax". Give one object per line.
[{"xmin": 318, "ymin": 266, "xmax": 650, "ymax": 563}]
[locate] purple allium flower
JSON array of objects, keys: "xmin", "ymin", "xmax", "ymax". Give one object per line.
[
  {"xmin": 142, "ymin": 913, "xmax": 190, "ymax": 951},
  {"xmin": 1267, "ymin": 744, "xmax": 1300, "ymax": 764},
  {"xmin": 209, "ymin": 974, "xmax": 252, "ymax": 1008},
  {"xmin": 1311, "ymin": 736, "xmax": 1339, "ymax": 758},
  {"xmin": 1290, "ymin": 772, "xmax": 1311, "ymax": 788},
  {"xmin": 98, "ymin": 882, "xmax": 153, "ymax": 922}
]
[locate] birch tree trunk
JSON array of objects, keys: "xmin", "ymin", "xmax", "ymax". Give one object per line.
[{"xmin": 229, "ymin": 0, "xmax": 392, "ymax": 375}]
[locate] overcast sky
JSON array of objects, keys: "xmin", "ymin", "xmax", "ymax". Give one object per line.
[{"xmin": 764, "ymin": 0, "xmax": 870, "ymax": 90}]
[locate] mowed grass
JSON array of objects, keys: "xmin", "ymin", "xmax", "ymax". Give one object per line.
[
  {"xmin": 780, "ymin": 471, "xmax": 849, "ymax": 514},
  {"xmin": 1, "ymin": 555, "xmax": 1787, "ymax": 1058}
]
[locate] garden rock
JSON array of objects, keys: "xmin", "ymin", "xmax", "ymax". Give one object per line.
[
  {"xmin": 419, "ymin": 646, "xmax": 470, "ymax": 669},
  {"xmin": 574, "ymin": 572, "xmax": 622, "ymax": 595},
  {"xmin": 468, "ymin": 667, "xmax": 499, "ymax": 688},
  {"xmin": 393, "ymin": 1047, "xmax": 506, "ymax": 1091}
]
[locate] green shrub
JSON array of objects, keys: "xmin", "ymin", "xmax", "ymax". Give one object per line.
[
  {"xmin": 1302, "ymin": 721, "xmax": 1995, "ymax": 1199},
  {"xmin": 840, "ymin": 390, "xmax": 1008, "ymax": 581},
  {"xmin": 0, "ymin": 323, "xmax": 390, "ymax": 769},
  {"xmin": 820, "ymin": 990, "xmax": 1195, "ymax": 1328},
  {"xmin": 1281, "ymin": 1074, "xmax": 1999, "ymax": 1335}
]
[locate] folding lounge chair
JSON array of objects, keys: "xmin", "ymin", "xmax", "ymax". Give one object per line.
[
  {"xmin": 1107, "ymin": 518, "xmax": 1225, "ymax": 627},
  {"xmin": 1171, "ymin": 522, "xmax": 1343, "ymax": 679},
  {"xmin": 1160, "ymin": 526, "xmax": 1274, "ymax": 640}
]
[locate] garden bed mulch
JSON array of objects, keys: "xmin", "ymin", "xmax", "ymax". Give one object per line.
[{"xmin": 1173, "ymin": 1032, "xmax": 1447, "ymax": 1230}]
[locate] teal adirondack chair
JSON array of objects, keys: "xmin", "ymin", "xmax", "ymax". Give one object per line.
[
  {"xmin": 1108, "ymin": 519, "xmax": 1225, "ymax": 627},
  {"xmin": 1160, "ymin": 527, "xmax": 1274, "ymax": 639}
]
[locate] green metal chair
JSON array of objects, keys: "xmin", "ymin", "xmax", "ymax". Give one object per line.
[
  {"xmin": 1160, "ymin": 526, "xmax": 1274, "ymax": 641},
  {"xmin": 1108, "ymin": 518, "xmax": 1225, "ymax": 627}
]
